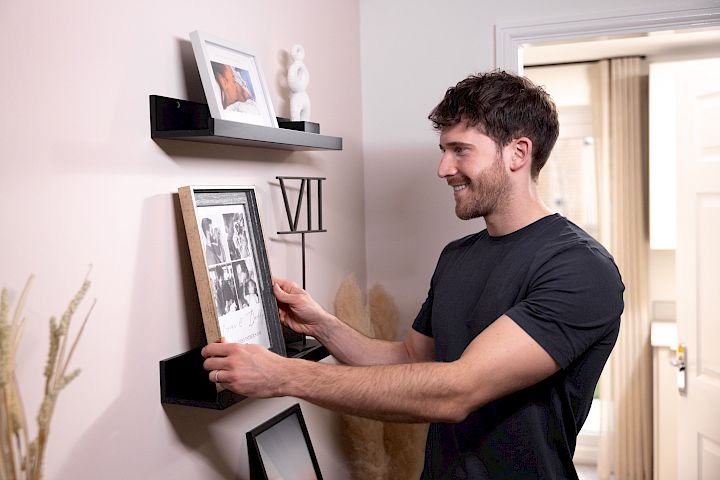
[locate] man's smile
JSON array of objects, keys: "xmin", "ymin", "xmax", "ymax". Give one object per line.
[{"xmin": 448, "ymin": 179, "xmax": 470, "ymax": 194}]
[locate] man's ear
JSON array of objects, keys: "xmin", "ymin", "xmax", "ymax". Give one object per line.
[{"xmin": 509, "ymin": 137, "xmax": 533, "ymax": 173}]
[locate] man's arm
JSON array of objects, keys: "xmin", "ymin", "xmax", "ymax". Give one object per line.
[
  {"xmin": 272, "ymin": 279, "xmax": 435, "ymax": 365},
  {"xmin": 202, "ymin": 314, "xmax": 559, "ymax": 423},
  {"xmin": 311, "ymin": 316, "xmax": 435, "ymax": 366}
]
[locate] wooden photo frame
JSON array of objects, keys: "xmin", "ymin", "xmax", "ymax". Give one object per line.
[
  {"xmin": 179, "ymin": 186, "xmax": 285, "ymax": 356},
  {"xmin": 189, "ymin": 30, "xmax": 278, "ymax": 128},
  {"xmin": 247, "ymin": 403, "xmax": 323, "ymax": 480}
]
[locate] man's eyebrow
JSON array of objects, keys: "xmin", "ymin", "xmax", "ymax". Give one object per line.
[{"xmin": 439, "ymin": 141, "xmax": 474, "ymax": 149}]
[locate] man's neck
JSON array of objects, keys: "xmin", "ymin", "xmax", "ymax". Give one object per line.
[{"xmin": 484, "ymin": 194, "xmax": 553, "ymax": 237}]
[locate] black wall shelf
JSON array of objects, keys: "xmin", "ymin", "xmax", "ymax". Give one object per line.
[
  {"xmin": 160, "ymin": 339, "xmax": 328, "ymax": 409},
  {"xmin": 150, "ymin": 95, "xmax": 342, "ymax": 151}
]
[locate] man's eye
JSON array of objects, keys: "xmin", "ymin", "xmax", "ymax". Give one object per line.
[{"xmin": 454, "ymin": 147, "xmax": 467, "ymax": 155}]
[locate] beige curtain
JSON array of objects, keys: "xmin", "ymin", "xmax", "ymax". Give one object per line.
[{"xmin": 593, "ymin": 57, "xmax": 652, "ymax": 480}]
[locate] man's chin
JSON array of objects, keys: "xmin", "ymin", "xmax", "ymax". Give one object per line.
[{"xmin": 455, "ymin": 204, "xmax": 482, "ymax": 221}]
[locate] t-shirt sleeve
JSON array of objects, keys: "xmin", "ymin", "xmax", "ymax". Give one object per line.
[
  {"xmin": 412, "ymin": 283, "xmax": 434, "ymax": 337},
  {"xmin": 505, "ymin": 245, "xmax": 624, "ymax": 369},
  {"xmin": 412, "ymin": 242, "xmax": 455, "ymax": 338}
]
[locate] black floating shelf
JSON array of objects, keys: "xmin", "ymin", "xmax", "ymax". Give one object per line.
[
  {"xmin": 160, "ymin": 339, "xmax": 329, "ymax": 409},
  {"xmin": 150, "ymin": 95, "xmax": 342, "ymax": 151}
]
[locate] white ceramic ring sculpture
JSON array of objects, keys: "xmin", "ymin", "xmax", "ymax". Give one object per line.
[{"xmin": 288, "ymin": 44, "xmax": 311, "ymax": 121}]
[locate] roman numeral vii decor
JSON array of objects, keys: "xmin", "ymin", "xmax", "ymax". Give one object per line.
[{"xmin": 276, "ymin": 176, "xmax": 327, "ymax": 289}]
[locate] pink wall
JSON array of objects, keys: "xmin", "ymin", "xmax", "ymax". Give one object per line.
[{"xmin": 0, "ymin": 1, "xmax": 363, "ymax": 478}]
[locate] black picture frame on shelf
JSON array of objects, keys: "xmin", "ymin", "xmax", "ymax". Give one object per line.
[
  {"xmin": 178, "ymin": 186, "xmax": 286, "ymax": 358},
  {"xmin": 247, "ymin": 404, "xmax": 323, "ymax": 480}
]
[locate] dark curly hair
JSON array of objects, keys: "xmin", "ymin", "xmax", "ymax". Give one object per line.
[{"xmin": 428, "ymin": 71, "xmax": 559, "ymax": 180}]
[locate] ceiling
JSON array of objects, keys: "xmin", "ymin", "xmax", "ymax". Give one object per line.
[{"xmin": 523, "ymin": 27, "xmax": 720, "ymax": 65}]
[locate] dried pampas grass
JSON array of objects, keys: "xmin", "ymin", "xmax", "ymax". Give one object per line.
[{"xmin": 334, "ymin": 276, "xmax": 427, "ymax": 480}]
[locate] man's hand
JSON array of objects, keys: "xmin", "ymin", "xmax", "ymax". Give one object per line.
[
  {"xmin": 274, "ymin": 277, "xmax": 434, "ymax": 366},
  {"xmin": 201, "ymin": 340, "xmax": 287, "ymax": 398},
  {"xmin": 272, "ymin": 278, "xmax": 333, "ymax": 338}
]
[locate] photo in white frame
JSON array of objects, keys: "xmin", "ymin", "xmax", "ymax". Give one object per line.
[{"xmin": 190, "ymin": 30, "xmax": 278, "ymax": 127}]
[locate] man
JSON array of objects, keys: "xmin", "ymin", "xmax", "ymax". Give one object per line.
[
  {"xmin": 210, "ymin": 61, "xmax": 252, "ymax": 110},
  {"xmin": 202, "ymin": 71, "xmax": 624, "ymax": 478}
]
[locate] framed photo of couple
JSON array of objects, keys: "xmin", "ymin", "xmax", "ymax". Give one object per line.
[
  {"xmin": 189, "ymin": 30, "xmax": 278, "ymax": 128},
  {"xmin": 179, "ymin": 186, "xmax": 286, "ymax": 357}
]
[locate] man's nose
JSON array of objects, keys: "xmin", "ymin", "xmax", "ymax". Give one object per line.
[{"xmin": 437, "ymin": 152, "xmax": 457, "ymax": 178}]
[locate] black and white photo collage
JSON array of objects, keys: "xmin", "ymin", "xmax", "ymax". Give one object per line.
[{"xmin": 197, "ymin": 204, "xmax": 268, "ymax": 346}]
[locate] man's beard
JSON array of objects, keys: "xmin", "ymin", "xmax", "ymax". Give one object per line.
[{"xmin": 455, "ymin": 154, "xmax": 511, "ymax": 220}]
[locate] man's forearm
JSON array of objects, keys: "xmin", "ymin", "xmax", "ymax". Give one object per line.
[
  {"xmin": 273, "ymin": 280, "xmax": 424, "ymax": 366},
  {"xmin": 278, "ymin": 357, "xmax": 471, "ymax": 423},
  {"xmin": 314, "ymin": 314, "xmax": 413, "ymax": 366}
]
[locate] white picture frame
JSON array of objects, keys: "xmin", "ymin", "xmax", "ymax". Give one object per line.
[{"xmin": 190, "ymin": 30, "xmax": 278, "ymax": 128}]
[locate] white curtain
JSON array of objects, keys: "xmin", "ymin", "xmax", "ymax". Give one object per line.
[{"xmin": 594, "ymin": 57, "xmax": 653, "ymax": 480}]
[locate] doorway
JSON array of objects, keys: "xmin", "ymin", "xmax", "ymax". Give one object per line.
[{"xmin": 496, "ymin": 7, "xmax": 720, "ymax": 479}]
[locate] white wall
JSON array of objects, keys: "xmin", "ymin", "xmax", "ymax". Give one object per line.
[
  {"xmin": 525, "ymin": 64, "xmax": 594, "ymax": 107},
  {"xmin": 360, "ymin": 0, "xmax": 716, "ymax": 332},
  {"xmin": 0, "ymin": 1, "xmax": 363, "ymax": 478}
]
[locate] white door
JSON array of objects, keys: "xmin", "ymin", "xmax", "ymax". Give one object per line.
[{"xmin": 675, "ymin": 58, "xmax": 720, "ymax": 480}]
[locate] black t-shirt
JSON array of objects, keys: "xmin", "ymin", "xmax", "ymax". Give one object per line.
[{"xmin": 412, "ymin": 214, "xmax": 624, "ymax": 479}]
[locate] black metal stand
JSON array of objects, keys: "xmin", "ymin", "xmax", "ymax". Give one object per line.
[
  {"xmin": 276, "ymin": 176, "xmax": 327, "ymax": 285},
  {"xmin": 276, "ymin": 176, "xmax": 327, "ymax": 346}
]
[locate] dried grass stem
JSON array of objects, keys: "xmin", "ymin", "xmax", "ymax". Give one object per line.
[{"xmin": 0, "ymin": 272, "xmax": 94, "ymax": 480}]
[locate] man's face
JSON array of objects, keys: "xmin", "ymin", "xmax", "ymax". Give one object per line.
[{"xmin": 437, "ymin": 122, "xmax": 511, "ymax": 220}]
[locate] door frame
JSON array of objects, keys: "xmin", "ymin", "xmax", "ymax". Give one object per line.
[{"xmin": 494, "ymin": 6, "xmax": 720, "ymax": 73}]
